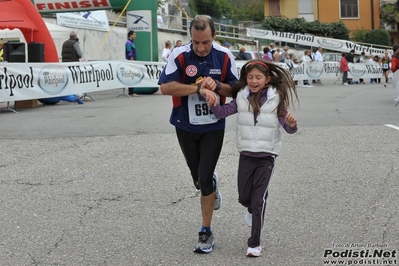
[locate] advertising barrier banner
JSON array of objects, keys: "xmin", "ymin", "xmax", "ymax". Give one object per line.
[
  {"xmin": 0, "ymin": 60, "xmax": 388, "ymax": 102},
  {"xmin": 247, "ymin": 29, "xmax": 391, "ymax": 57}
]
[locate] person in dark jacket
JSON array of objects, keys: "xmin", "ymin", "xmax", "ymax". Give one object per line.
[
  {"xmin": 61, "ymin": 31, "xmax": 82, "ymax": 62},
  {"xmin": 345, "ymin": 49, "xmax": 355, "ymax": 84},
  {"xmin": 236, "ymin": 47, "xmax": 249, "ymax": 60},
  {"xmin": 56, "ymin": 31, "xmax": 84, "ymax": 104}
]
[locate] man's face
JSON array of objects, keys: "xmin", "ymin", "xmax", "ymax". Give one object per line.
[
  {"xmin": 130, "ymin": 33, "xmax": 136, "ymax": 40},
  {"xmin": 191, "ymin": 26, "xmax": 214, "ymax": 57}
]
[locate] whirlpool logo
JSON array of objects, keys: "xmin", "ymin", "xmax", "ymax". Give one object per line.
[
  {"xmin": 317, "ymin": 38, "xmax": 344, "ymax": 49},
  {"xmin": 38, "ymin": 65, "xmax": 68, "ymax": 95},
  {"xmin": 306, "ymin": 63, "xmax": 324, "ymax": 78},
  {"xmin": 349, "ymin": 65, "xmax": 366, "ymax": 77},
  {"xmin": 116, "ymin": 62, "xmax": 145, "ymax": 86}
]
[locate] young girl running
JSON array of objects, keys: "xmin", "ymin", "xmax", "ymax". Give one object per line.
[{"xmin": 206, "ymin": 59, "xmax": 299, "ymax": 257}]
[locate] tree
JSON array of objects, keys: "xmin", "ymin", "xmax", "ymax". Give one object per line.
[
  {"xmin": 352, "ymin": 27, "xmax": 369, "ymax": 43},
  {"xmin": 262, "ymin": 17, "xmax": 349, "ymax": 40},
  {"xmin": 229, "ymin": 0, "xmax": 264, "ymax": 21},
  {"xmin": 364, "ymin": 29, "xmax": 391, "ymax": 46},
  {"xmin": 192, "ymin": 0, "xmax": 232, "ymax": 19},
  {"xmin": 380, "ymin": 0, "xmax": 399, "ymax": 40}
]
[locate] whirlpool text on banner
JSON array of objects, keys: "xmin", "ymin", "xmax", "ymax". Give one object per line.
[{"xmin": 0, "ymin": 60, "xmax": 387, "ymax": 102}]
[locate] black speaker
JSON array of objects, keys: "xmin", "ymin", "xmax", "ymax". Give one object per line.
[
  {"xmin": 28, "ymin": 42, "xmax": 45, "ymax": 62},
  {"xmin": 3, "ymin": 42, "xmax": 26, "ymax": 62}
]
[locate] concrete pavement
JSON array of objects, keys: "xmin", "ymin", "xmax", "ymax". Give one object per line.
[{"xmin": 0, "ymin": 81, "xmax": 398, "ymax": 265}]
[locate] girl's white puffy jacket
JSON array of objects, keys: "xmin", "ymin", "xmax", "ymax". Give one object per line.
[{"xmin": 236, "ymin": 86, "xmax": 282, "ymax": 155}]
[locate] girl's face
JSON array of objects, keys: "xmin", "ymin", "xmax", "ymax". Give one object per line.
[{"xmin": 246, "ymin": 68, "xmax": 271, "ymax": 93}]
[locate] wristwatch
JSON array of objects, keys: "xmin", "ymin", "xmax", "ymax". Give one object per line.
[
  {"xmin": 196, "ymin": 83, "xmax": 201, "ymax": 96},
  {"xmin": 214, "ymin": 79, "xmax": 221, "ymax": 93}
]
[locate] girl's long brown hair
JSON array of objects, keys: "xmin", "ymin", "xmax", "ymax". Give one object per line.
[{"xmin": 232, "ymin": 59, "xmax": 299, "ymax": 116}]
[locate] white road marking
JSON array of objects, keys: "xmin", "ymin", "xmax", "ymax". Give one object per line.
[{"xmin": 384, "ymin": 124, "xmax": 399, "ymax": 130}]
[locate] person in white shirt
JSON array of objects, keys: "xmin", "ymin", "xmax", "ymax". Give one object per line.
[
  {"xmin": 300, "ymin": 50, "xmax": 313, "ymax": 87},
  {"xmin": 161, "ymin": 40, "xmax": 172, "ymax": 62},
  {"xmin": 157, "ymin": 12, "xmax": 164, "ymax": 28},
  {"xmin": 312, "ymin": 47, "xmax": 324, "ymax": 85}
]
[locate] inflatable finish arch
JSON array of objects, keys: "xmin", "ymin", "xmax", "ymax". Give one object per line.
[
  {"xmin": 0, "ymin": 0, "xmax": 60, "ymax": 62},
  {"xmin": 1, "ymin": 0, "xmax": 128, "ymax": 63},
  {"xmin": 2, "ymin": 0, "xmax": 157, "ymax": 64}
]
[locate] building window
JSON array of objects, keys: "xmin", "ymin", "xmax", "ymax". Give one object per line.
[
  {"xmin": 340, "ymin": 0, "xmax": 358, "ymax": 18},
  {"xmin": 298, "ymin": 0, "xmax": 313, "ymax": 14}
]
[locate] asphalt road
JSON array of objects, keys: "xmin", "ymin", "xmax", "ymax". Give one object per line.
[{"xmin": 0, "ymin": 80, "xmax": 398, "ymax": 266}]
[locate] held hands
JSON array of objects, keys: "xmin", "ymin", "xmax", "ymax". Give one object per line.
[
  {"xmin": 201, "ymin": 89, "xmax": 219, "ymax": 106},
  {"xmin": 197, "ymin": 76, "xmax": 218, "ymax": 92},
  {"xmin": 285, "ymin": 112, "xmax": 297, "ymax": 128},
  {"xmin": 196, "ymin": 77, "xmax": 219, "ymax": 106}
]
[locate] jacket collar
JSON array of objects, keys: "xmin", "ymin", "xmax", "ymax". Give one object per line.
[{"xmin": 243, "ymin": 86, "xmax": 276, "ymax": 100}]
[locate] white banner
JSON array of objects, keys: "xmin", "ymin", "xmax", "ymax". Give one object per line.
[
  {"xmin": 56, "ymin": 11, "xmax": 110, "ymax": 32},
  {"xmin": 0, "ymin": 60, "xmax": 389, "ymax": 102},
  {"xmin": 247, "ymin": 29, "xmax": 391, "ymax": 57},
  {"xmin": 127, "ymin": 10, "xmax": 152, "ymax": 32}
]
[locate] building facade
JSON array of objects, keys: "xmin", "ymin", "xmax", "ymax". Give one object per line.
[{"xmin": 263, "ymin": 0, "xmax": 387, "ymax": 41}]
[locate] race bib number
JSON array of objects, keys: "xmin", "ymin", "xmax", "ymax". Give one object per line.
[
  {"xmin": 188, "ymin": 93, "xmax": 219, "ymax": 125},
  {"xmin": 383, "ymin": 63, "xmax": 389, "ymax": 69}
]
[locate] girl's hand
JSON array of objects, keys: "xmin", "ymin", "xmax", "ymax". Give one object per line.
[
  {"xmin": 201, "ymin": 89, "xmax": 219, "ymax": 106},
  {"xmin": 285, "ymin": 112, "xmax": 297, "ymax": 128}
]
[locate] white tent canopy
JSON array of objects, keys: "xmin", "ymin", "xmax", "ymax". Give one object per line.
[{"xmin": 0, "ymin": 22, "xmax": 71, "ymax": 41}]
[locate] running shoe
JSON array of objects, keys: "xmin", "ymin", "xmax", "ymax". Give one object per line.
[
  {"xmin": 244, "ymin": 210, "xmax": 252, "ymax": 227},
  {"xmin": 194, "ymin": 231, "xmax": 214, "ymax": 253},
  {"xmin": 246, "ymin": 246, "xmax": 262, "ymax": 257},
  {"xmin": 213, "ymin": 173, "xmax": 222, "ymax": 210}
]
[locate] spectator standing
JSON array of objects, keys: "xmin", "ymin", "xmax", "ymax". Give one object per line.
[
  {"xmin": 158, "ymin": 15, "xmax": 239, "ymax": 254},
  {"xmin": 125, "ymin": 30, "xmax": 138, "ymax": 97},
  {"xmin": 268, "ymin": 43, "xmax": 275, "ymax": 59},
  {"xmin": 61, "ymin": 31, "xmax": 84, "ymax": 103},
  {"xmin": 313, "ymin": 46, "xmax": 324, "ymax": 85},
  {"xmin": 300, "ymin": 50, "xmax": 313, "ymax": 87},
  {"xmin": 223, "ymin": 42, "xmax": 231, "ymax": 49},
  {"xmin": 340, "ymin": 52, "xmax": 349, "ymax": 85},
  {"xmin": 284, "ymin": 53, "xmax": 294, "ymax": 69},
  {"xmin": 345, "ymin": 49, "xmax": 355, "ymax": 84},
  {"xmin": 236, "ymin": 47, "xmax": 249, "ymax": 60},
  {"xmin": 280, "ymin": 45, "xmax": 289, "ymax": 63},
  {"xmin": 61, "ymin": 31, "xmax": 82, "ymax": 62},
  {"xmin": 273, "ymin": 48, "xmax": 281, "ymax": 62},
  {"xmin": 262, "ymin": 47, "xmax": 273, "ymax": 62},
  {"xmin": 174, "ymin": 40, "xmax": 182, "ymax": 48},
  {"xmin": 157, "ymin": 12, "xmax": 164, "ymax": 28},
  {"xmin": 358, "ymin": 52, "xmax": 366, "ymax": 84},
  {"xmin": 373, "ymin": 55, "xmax": 381, "ymax": 84},
  {"xmin": 161, "ymin": 40, "xmax": 172, "ymax": 62}
]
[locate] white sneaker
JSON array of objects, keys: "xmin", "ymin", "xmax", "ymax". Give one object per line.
[
  {"xmin": 246, "ymin": 246, "xmax": 262, "ymax": 257},
  {"xmin": 244, "ymin": 210, "xmax": 252, "ymax": 227},
  {"xmin": 343, "ymin": 83, "xmax": 348, "ymax": 85}
]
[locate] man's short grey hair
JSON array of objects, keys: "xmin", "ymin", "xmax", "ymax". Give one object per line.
[{"xmin": 70, "ymin": 31, "xmax": 77, "ymax": 37}]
